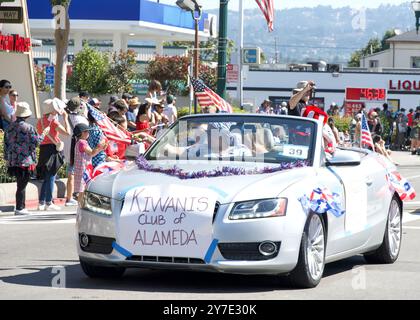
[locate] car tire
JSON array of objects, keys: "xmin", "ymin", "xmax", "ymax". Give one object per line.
[
  {"xmin": 80, "ymin": 259, "xmax": 126, "ymax": 279},
  {"xmin": 288, "ymin": 212, "xmax": 326, "ymax": 288},
  {"xmin": 364, "ymin": 196, "xmax": 402, "ymax": 264}
]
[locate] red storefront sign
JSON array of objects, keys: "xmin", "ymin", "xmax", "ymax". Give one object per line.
[
  {"xmin": 344, "ymin": 101, "xmax": 365, "ymax": 117},
  {"xmin": 0, "ymin": 32, "xmax": 31, "ymax": 53},
  {"xmin": 389, "ymin": 80, "xmax": 420, "ymax": 91}
]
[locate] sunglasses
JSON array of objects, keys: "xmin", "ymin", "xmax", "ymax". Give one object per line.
[
  {"xmin": 2, "ymin": 86, "xmax": 11, "ymax": 89},
  {"xmin": 10, "ymin": 94, "xmax": 18, "ymax": 97}
]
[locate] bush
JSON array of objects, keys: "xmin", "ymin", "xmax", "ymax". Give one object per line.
[
  {"xmin": 68, "ymin": 45, "xmax": 110, "ymax": 95},
  {"xmin": 333, "ymin": 116, "xmax": 352, "ymax": 133}
]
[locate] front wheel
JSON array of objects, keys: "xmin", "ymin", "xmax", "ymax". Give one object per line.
[
  {"xmin": 364, "ymin": 196, "xmax": 402, "ymax": 264},
  {"xmin": 288, "ymin": 212, "xmax": 326, "ymax": 288},
  {"xmin": 80, "ymin": 259, "xmax": 126, "ymax": 279}
]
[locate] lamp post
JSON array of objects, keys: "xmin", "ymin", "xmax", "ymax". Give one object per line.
[
  {"xmin": 217, "ymin": 0, "xmax": 229, "ymax": 99},
  {"xmin": 176, "ymin": 0, "xmax": 202, "ymax": 114},
  {"xmin": 412, "ymin": 1, "xmax": 420, "ymax": 34}
]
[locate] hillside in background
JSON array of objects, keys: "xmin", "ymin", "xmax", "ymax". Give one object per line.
[{"xmin": 208, "ymin": 2, "xmax": 415, "ymax": 65}]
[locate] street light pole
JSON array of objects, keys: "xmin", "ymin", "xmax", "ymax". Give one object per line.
[
  {"xmin": 412, "ymin": 1, "xmax": 420, "ymax": 34},
  {"xmin": 217, "ymin": 0, "xmax": 229, "ymax": 99},
  {"xmin": 193, "ymin": 7, "xmax": 201, "ymax": 114}
]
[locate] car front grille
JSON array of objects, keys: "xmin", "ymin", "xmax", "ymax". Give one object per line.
[
  {"xmin": 79, "ymin": 234, "xmax": 115, "ymax": 254},
  {"xmin": 218, "ymin": 242, "xmax": 281, "ymax": 261},
  {"xmin": 126, "ymin": 256, "xmax": 206, "ymax": 264}
]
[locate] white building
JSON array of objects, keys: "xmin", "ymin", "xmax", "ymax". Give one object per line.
[
  {"xmin": 27, "ymin": 0, "xmax": 216, "ymax": 57},
  {"xmin": 361, "ymin": 30, "xmax": 420, "ymax": 70}
]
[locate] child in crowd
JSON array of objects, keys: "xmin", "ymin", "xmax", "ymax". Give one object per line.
[{"xmin": 72, "ymin": 123, "xmax": 107, "ymax": 200}]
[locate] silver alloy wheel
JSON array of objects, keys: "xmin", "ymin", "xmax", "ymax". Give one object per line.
[
  {"xmin": 306, "ymin": 214, "xmax": 325, "ymax": 281},
  {"xmin": 388, "ymin": 200, "xmax": 402, "ymax": 259}
]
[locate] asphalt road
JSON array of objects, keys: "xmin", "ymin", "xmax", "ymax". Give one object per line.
[{"xmin": 0, "ymin": 159, "xmax": 419, "ymax": 300}]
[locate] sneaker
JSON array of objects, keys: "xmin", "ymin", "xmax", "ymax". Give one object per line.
[
  {"xmin": 65, "ymin": 199, "xmax": 78, "ymax": 207},
  {"xmin": 15, "ymin": 209, "xmax": 30, "ymax": 215},
  {"xmin": 38, "ymin": 204, "xmax": 46, "ymax": 211},
  {"xmin": 46, "ymin": 203, "xmax": 61, "ymax": 211}
]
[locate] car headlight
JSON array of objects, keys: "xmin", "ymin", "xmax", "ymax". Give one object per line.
[
  {"xmin": 229, "ymin": 198, "xmax": 287, "ymax": 220},
  {"xmin": 82, "ymin": 192, "xmax": 112, "ymax": 216}
]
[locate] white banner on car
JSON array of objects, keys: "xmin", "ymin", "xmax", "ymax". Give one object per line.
[{"xmin": 118, "ymin": 185, "xmax": 217, "ymax": 259}]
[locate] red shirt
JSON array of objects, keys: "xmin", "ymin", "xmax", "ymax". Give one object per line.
[
  {"xmin": 408, "ymin": 113, "xmax": 413, "ymax": 127},
  {"xmin": 37, "ymin": 116, "xmax": 61, "ymax": 145}
]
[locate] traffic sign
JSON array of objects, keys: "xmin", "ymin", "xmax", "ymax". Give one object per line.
[
  {"xmin": 242, "ymin": 48, "xmax": 261, "ymax": 65},
  {"xmin": 45, "ymin": 65, "xmax": 55, "ymax": 86},
  {"xmin": 0, "ymin": 7, "xmax": 23, "ymax": 24},
  {"xmin": 226, "ymin": 64, "xmax": 239, "ymax": 83}
]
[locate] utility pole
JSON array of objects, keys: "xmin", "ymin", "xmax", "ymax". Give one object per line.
[
  {"xmin": 216, "ymin": 0, "xmax": 229, "ymax": 99},
  {"xmin": 237, "ymin": 0, "xmax": 243, "ymax": 109},
  {"xmin": 274, "ymin": 36, "xmax": 279, "ymax": 64}
]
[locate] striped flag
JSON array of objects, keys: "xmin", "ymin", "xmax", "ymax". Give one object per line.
[
  {"xmin": 255, "ymin": 0, "xmax": 275, "ymax": 32},
  {"xmin": 87, "ymin": 104, "xmax": 132, "ymax": 145},
  {"xmin": 190, "ymin": 78, "xmax": 233, "ymax": 113},
  {"xmin": 387, "ymin": 171, "xmax": 416, "ymax": 201},
  {"xmin": 361, "ymin": 113, "xmax": 374, "ymax": 149}
]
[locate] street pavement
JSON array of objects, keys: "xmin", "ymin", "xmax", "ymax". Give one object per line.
[{"xmin": 0, "ymin": 152, "xmax": 419, "ymax": 300}]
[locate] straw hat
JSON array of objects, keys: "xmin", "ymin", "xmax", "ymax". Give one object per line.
[
  {"xmin": 42, "ymin": 98, "xmax": 66, "ymax": 115},
  {"xmin": 15, "ymin": 102, "xmax": 32, "ymax": 118},
  {"xmin": 129, "ymin": 97, "xmax": 141, "ymax": 107}
]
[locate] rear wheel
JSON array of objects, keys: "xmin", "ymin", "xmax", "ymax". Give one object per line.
[
  {"xmin": 288, "ymin": 212, "xmax": 326, "ymax": 288},
  {"xmin": 80, "ymin": 259, "xmax": 126, "ymax": 279},
  {"xmin": 364, "ymin": 197, "xmax": 402, "ymax": 264}
]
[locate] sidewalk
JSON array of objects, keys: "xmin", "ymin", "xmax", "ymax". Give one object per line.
[{"xmin": 391, "ymin": 151, "xmax": 420, "ymax": 167}]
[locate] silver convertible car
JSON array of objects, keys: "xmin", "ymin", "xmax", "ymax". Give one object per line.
[{"xmin": 77, "ymin": 114, "xmax": 403, "ymax": 288}]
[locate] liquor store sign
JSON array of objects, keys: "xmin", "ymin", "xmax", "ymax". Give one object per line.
[
  {"xmin": 0, "ymin": 32, "xmax": 31, "ymax": 53},
  {"xmin": 0, "ymin": 6, "xmax": 23, "ymax": 24}
]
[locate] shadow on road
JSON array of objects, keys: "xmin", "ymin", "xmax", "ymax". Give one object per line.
[{"xmin": 0, "ymin": 256, "xmax": 367, "ymax": 293}]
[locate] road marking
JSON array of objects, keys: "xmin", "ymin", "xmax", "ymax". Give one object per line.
[
  {"xmin": 403, "ymin": 226, "xmax": 420, "ymax": 230},
  {"xmin": 403, "ymin": 211, "xmax": 420, "ymax": 224},
  {"xmin": 405, "ymin": 174, "xmax": 420, "ymax": 180}
]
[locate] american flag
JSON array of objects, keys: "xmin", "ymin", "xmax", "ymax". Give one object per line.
[
  {"xmin": 299, "ymin": 187, "xmax": 344, "ymax": 218},
  {"xmin": 255, "ymin": 0, "xmax": 275, "ymax": 32},
  {"xmin": 190, "ymin": 78, "xmax": 233, "ymax": 113},
  {"xmin": 387, "ymin": 171, "xmax": 416, "ymax": 201},
  {"xmin": 361, "ymin": 113, "xmax": 374, "ymax": 149},
  {"xmin": 87, "ymin": 104, "xmax": 132, "ymax": 145},
  {"xmin": 83, "ymin": 161, "xmax": 127, "ymax": 185}
]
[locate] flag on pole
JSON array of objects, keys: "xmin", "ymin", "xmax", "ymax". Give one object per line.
[
  {"xmin": 361, "ymin": 113, "xmax": 374, "ymax": 149},
  {"xmin": 190, "ymin": 77, "xmax": 233, "ymax": 113},
  {"xmin": 255, "ymin": 0, "xmax": 275, "ymax": 32},
  {"xmin": 87, "ymin": 104, "xmax": 132, "ymax": 145}
]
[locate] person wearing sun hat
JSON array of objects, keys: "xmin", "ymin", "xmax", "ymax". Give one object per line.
[
  {"xmin": 4, "ymin": 102, "xmax": 51, "ymax": 215},
  {"xmin": 288, "ymin": 80, "xmax": 316, "ymax": 117},
  {"xmin": 35, "ymin": 98, "xmax": 71, "ymax": 211}
]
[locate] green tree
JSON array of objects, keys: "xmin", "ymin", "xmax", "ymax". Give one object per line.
[
  {"xmin": 50, "ymin": 0, "xmax": 71, "ymax": 99},
  {"xmin": 107, "ymin": 50, "xmax": 138, "ymax": 94},
  {"xmin": 348, "ymin": 30, "xmax": 397, "ymax": 67},
  {"xmin": 67, "ymin": 45, "xmax": 110, "ymax": 94},
  {"xmin": 381, "ymin": 29, "xmax": 397, "ymax": 50}
]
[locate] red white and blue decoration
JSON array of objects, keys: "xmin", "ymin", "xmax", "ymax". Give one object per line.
[
  {"xmin": 299, "ymin": 187, "xmax": 345, "ymax": 217},
  {"xmin": 136, "ymin": 156, "xmax": 308, "ymax": 180},
  {"xmin": 387, "ymin": 171, "xmax": 416, "ymax": 201},
  {"xmin": 83, "ymin": 161, "xmax": 127, "ymax": 185}
]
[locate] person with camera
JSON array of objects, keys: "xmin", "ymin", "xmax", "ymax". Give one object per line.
[{"xmin": 288, "ymin": 80, "xmax": 316, "ymax": 117}]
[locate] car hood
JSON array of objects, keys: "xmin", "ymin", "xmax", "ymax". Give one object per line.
[{"xmin": 87, "ymin": 160, "xmax": 314, "ymax": 204}]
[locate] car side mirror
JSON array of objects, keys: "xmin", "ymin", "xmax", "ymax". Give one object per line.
[{"xmin": 326, "ymin": 150, "xmax": 361, "ymax": 167}]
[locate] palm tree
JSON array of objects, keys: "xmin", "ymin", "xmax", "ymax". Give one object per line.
[{"xmin": 50, "ymin": 0, "xmax": 71, "ymax": 100}]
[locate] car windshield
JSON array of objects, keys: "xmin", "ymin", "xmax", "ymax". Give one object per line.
[{"xmin": 146, "ymin": 115, "xmax": 317, "ymax": 164}]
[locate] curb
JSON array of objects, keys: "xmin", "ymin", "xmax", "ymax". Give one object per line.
[{"xmin": 0, "ymin": 178, "xmax": 68, "ymax": 208}]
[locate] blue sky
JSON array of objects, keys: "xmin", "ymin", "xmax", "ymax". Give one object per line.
[{"xmin": 158, "ymin": 0, "xmax": 410, "ymax": 10}]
